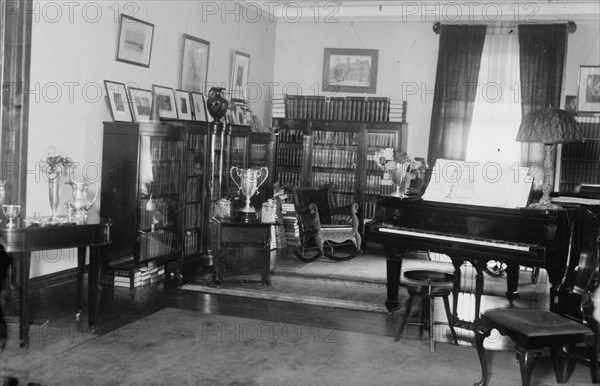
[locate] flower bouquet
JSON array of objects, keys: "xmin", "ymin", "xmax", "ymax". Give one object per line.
[{"xmin": 377, "ymin": 148, "xmax": 423, "ymax": 198}]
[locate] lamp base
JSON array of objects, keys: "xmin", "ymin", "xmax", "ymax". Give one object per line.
[{"xmin": 528, "ymin": 201, "xmax": 561, "ymax": 210}]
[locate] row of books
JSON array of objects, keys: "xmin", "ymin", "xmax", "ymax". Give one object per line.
[
  {"xmin": 277, "ymin": 127, "xmax": 303, "ymax": 143},
  {"xmin": 139, "ymin": 229, "xmax": 174, "ymax": 262},
  {"xmin": 312, "ymin": 172, "xmax": 356, "ymax": 193},
  {"xmin": 183, "ymin": 230, "xmax": 201, "ymax": 256},
  {"xmin": 113, "ymin": 264, "xmax": 165, "ymax": 288},
  {"xmin": 362, "ymin": 200, "xmax": 378, "ymax": 222},
  {"xmin": 560, "ymin": 162, "xmax": 600, "ymax": 185},
  {"xmin": 281, "ymin": 94, "xmax": 403, "ymax": 122},
  {"xmin": 562, "ymin": 141, "xmax": 600, "ymax": 160},
  {"xmin": 312, "ymin": 148, "xmax": 357, "ymax": 169},
  {"xmin": 186, "ymin": 176, "xmax": 203, "ymax": 202},
  {"xmin": 186, "ymin": 153, "xmax": 204, "ymax": 175},
  {"xmin": 575, "ymin": 115, "xmax": 600, "ymax": 139},
  {"xmin": 184, "ymin": 203, "xmax": 203, "ymax": 228},
  {"xmin": 367, "ymin": 132, "xmax": 397, "ymax": 148},
  {"xmin": 277, "ymin": 146, "xmax": 302, "ymax": 166},
  {"xmin": 149, "ymin": 138, "xmax": 183, "ymax": 161},
  {"xmin": 313, "ymin": 130, "xmax": 359, "ymax": 146},
  {"xmin": 277, "ymin": 170, "xmax": 301, "ymax": 189},
  {"xmin": 187, "ymin": 134, "xmax": 205, "ymax": 151}
]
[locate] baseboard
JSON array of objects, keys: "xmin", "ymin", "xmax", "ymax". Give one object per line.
[{"xmin": 28, "ymin": 267, "xmax": 82, "ymax": 293}]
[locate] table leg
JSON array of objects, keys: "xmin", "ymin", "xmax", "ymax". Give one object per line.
[
  {"xmin": 88, "ymin": 246, "xmax": 101, "ymax": 334},
  {"xmin": 17, "ymin": 252, "xmax": 30, "ymax": 348},
  {"xmin": 76, "ymin": 246, "xmax": 86, "ymax": 322}
]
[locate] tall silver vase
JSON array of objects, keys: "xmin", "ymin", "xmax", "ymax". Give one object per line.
[{"xmin": 47, "ymin": 167, "xmax": 61, "ymax": 222}]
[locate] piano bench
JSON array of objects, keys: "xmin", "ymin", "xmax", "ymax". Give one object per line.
[{"xmin": 395, "ymin": 270, "xmax": 459, "ymax": 352}]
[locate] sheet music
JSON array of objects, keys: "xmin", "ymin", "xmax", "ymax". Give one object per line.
[{"xmin": 421, "ymin": 159, "xmax": 533, "ymax": 209}]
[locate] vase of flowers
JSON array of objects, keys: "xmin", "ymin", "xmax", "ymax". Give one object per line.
[
  {"xmin": 377, "ymin": 148, "xmax": 423, "ymax": 198},
  {"xmin": 43, "ymin": 147, "xmax": 72, "ymax": 222}
]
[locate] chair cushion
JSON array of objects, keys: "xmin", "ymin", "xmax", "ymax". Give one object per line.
[
  {"xmin": 294, "ymin": 187, "xmax": 332, "ymax": 224},
  {"xmin": 481, "ymin": 308, "xmax": 594, "ymax": 347}
]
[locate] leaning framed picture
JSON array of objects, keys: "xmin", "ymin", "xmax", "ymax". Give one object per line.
[
  {"xmin": 116, "ymin": 14, "xmax": 154, "ymax": 68},
  {"xmin": 191, "ymin": 92, "xmax": 208, "ymax": 121},
  {"xmin": 230, "ymin": 50, "xmax": 250, "ymax": 101},
  {"xmin": 151, "ymin": 85, "xmax": 178, "ymax": 120},
  {"xmin": 180, "ymin": 34, "xmax": 210, "ymax": 94},
  {"xmin": 322, "ymin": 48, "xmax": 378, "ymax": 94},
  {"xmin": 577, "ymin": 65, "xmax": 600, "ymax": 114},
  {"xmin": 175, "ymin": 89, "xmax": 193, "ymax": 120},
  {"xmin": 127, "ymin": 86, "xmax": 153, "ymax": 122},
  {"xmin": 104, "ymin": 80, "xmax": 133, "ymax": 122}
]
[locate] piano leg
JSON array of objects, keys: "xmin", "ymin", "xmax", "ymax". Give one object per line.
[
  {"xmin": 506, "ymin": 263, "xmax": 519, "ymax": 303},
  {"xmin": 385, "ymin": 256, "xmax": 402, "ymax": 313}
]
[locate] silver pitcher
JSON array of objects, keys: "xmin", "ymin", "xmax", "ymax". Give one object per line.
[{"xmin": 230, "ymin": 166, "xmax": 268, "ymax": 216}]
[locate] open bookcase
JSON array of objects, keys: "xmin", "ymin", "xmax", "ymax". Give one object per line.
[
  {"xmin": 558, "ymin": 115, "xmax": 600, "ymax": 194},
  {"xmin": 272, "ymin": 117, "xmax": 407, "ymax": 231}
]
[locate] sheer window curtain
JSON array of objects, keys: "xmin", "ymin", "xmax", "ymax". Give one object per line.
[{"xmin": 466, "ymin": 32, "xmax": 522, "ymax": 163}]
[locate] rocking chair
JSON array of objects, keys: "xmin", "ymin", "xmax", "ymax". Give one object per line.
[{"xmin": 292, "ymin": 185, "xmax": 362, "ymax": 262}]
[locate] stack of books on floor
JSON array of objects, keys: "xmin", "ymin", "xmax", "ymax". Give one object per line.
[
  {"xmin": 272, "ymin": 184, "xmax": 288, "ymax": 249},
  {"xmin": 276, "ymin": 186, "xmax": 300, "ymax": 247},
  {"xmin": 113, "ymin": 263, "xmax": 166, "ymax": 289}
]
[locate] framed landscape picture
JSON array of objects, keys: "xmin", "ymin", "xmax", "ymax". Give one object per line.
[
  {"xmin": 116, "ymin": 14, "xmax": 154, "ymax": 68},
  {"xmin": 128, "ymin": 86, "xmax": 153, "ymax": 122},
  {"xmin": 152, "ymin": 85, "xmax": 178, "ymax": 120},
  {"xmin": 180, "ymin": 34, "xmax": 210, "ymax": 93},
  {"xmin": 577, "ymin": 65, "xmax": 600, "ymax": 114},
  {"xmin": 322, "ymin": 48, "xmax": 378, "ymax": 94},
  {"xmin": 104, "ymin": 80, "xmax": 133, "ymax": 122},
  {"xmin": 230, "ymin": 50, "xmax": 250, "ymax": 101}
]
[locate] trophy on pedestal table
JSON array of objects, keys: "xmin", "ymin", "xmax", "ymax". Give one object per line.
[{"xmin": 230, "ymin": 166, "xmax": 268, "ymax": 222}]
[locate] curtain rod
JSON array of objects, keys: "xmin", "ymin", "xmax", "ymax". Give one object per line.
[{"xmin": 432, "ymin": 21, "xmax": 577, "ymax": 34}]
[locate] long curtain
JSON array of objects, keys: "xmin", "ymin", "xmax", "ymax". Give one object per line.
[
  {"xmin": 427, "ymin": 25, "xmax": 486, "ymax": 167},
  {"xmin": 518, "ymin": 24, "xmax": 567, "ymax": 187},
  {"xmin": 466, "ymin": 32, "xmax": 522, "ymax": 163}
]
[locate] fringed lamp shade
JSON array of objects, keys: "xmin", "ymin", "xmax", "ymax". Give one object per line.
[{"xmin": 516, "ymin": 106, "xmax": 582, "ymax": 209}]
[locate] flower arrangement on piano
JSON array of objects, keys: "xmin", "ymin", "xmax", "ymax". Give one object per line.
[
  {"xmin": 377, "ymin": 148, "xmax": 423, "ymax": 198},
  {"xmin": 377, "ymin": 148, "xmax": 422, "ymax": 173}
]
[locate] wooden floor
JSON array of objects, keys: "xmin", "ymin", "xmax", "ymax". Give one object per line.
[{"xmin": 3, "ymin": 249, "xmax": 547, "ymax": 349}]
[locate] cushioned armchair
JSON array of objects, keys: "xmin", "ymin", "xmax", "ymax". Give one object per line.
[{"xmin": 292, "ymin": 185, "xmax": 362, "ymax": 262}]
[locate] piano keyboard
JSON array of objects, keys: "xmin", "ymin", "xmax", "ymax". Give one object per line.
[{"xmin": 377, "ymin": 227, "xmax": 533, "ymax": 252}]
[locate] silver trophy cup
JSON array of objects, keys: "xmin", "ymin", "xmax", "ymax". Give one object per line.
[{"xmin": 230, "ymin": 166, "xmax": 268, "ymax": 221}]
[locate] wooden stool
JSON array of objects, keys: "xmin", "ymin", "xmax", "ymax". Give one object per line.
[{"xmin": 395, "ymin": 269, "xmax": 459, "ymax": 352}]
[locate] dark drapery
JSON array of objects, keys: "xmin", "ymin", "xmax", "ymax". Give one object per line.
[
  {"xmin": 427, "ymin": 25, "xmax": 486, "ymax": 167},
  {"xmin": 518, "ymin": 24, "xmax": 567, "ymax": 180}
]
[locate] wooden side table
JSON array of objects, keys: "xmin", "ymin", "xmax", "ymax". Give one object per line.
[{"xmin": 213, "ymin": 220, "xmax": 273, "ymax": 286}]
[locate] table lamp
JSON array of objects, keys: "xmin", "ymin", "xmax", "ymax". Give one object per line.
[{"xmin": 515, "ymin": 105, "xmax": 582, "ymax": 209}]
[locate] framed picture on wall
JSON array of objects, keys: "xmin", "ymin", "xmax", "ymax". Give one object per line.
[
  {"xmin": 104, "ymin": 80, "xmax": 133, "ymax": 122},
  {"xmin": 152, "ymin": 85, "xmax": 178, "ymax": 120},
  {"xmin": 230, "ymin": 50, "xmax": 250, "ymax": 101},
  {"xmin": 127, "ymin": 86, "xmax": 153, "ymax": 122},
  {"xmin": 175, "ymin": 90, "xmax": 193, "ymax": 120},
  {"xmin": 322, "ymin": 48, "xmax": 378, "ymax": 94},
  {"xmin": 191, "ymin": 92, "xmax": 208, "ymax": 121},
  {"xmin": 180, "ymin": 34, "xmax": 210, "ymax": 93},
  {"xmin": 115, "ymin": 14, "xmax": 154, "ymax": 68},
  {"xmin": 577, "ymin": 65, "xmax": 600, "ymax": 114}
]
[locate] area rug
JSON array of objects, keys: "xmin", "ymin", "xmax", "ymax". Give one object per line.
[{"xmin": 1, "ymin": 307, "xmax": 593, "ymax": 386}]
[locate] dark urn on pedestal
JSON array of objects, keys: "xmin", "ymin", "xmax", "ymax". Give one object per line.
[{"xmin": 206, "ymin": 87, "xmax": 229, "ymax": 123}]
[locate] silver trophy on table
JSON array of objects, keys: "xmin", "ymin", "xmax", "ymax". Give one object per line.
[{"xmin": 230, "ymin": 166, "xmax": 268, "ymax": 222}]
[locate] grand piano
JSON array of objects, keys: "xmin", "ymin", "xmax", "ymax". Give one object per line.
[{"xmin": 365, "ymin": 195, "xmax": 599, "ymax": 329}]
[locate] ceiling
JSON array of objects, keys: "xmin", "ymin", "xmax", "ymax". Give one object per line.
[{"xmin": 247, "ymin": 0, "xmax": 600, "ymax": 23}]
